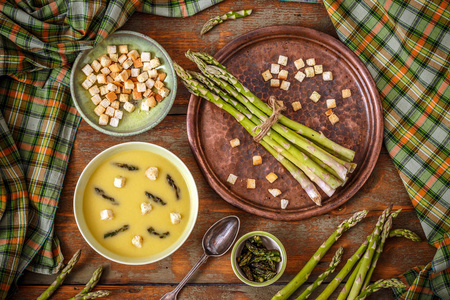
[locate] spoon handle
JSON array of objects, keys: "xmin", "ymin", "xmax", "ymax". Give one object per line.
[{"xmin": 160, "ymin": 253, "xmax": 209, "ymax": 300}]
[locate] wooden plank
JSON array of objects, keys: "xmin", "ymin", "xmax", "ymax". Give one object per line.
[{"xmin": 14, "ymin": 283, "xmax": 395, "ymax": 300}]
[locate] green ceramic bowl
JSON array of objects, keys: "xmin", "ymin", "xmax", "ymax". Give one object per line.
[
  {"xmin": 70, "ymin": 31, "xmax": 177, "ymax": 136},
  {"xmin": 73, "ymin": 142, "xmax": 198, "ymax": 265},
  {"xmin": 231, "ymin": 231, "xmax": 287, "ymax": 287}
]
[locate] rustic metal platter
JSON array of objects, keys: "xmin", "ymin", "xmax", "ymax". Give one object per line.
[{"xmin": 187, "ymin": 26, "xmax": 383, "ymax": 221}]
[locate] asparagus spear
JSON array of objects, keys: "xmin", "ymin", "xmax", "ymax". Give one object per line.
[
  {"xmin": 187, "ymin": 69, "xmax": 341, "ymax": 194},
  {"xmin": 68, "ymin": 290, "xmax": 111, "ymax": 300},
  {"xmin": 74, "ymin": 266, "xmax": 103, "ymax": 298},
  {"xmin": 94, "ymin": 187, "xmax": 119, "ymax": 205},
  {"xmin": 188, "ymin": 53, "xmax": 349, "ymax": 181},
  {"xmin": 178, "ymin": 64, "xmax": 325, "ymax": 203},
  {"xmin": 336, "ymin": 262, "xmax": 361, "ymax": 300},
  {"xmin": 389, "ymin": 229, "xmax": 421, "ymax": 242},
  {"xmin": 271, "ymin": 210, "xmax": 368, "ymax": 300},
  {"xmin": 355, "ymin": 278, "xmax": 406, "ymax": 300},
  {"xmin": 200, "ymin": 9, "xmax": 253, "ymax": 35},
  {"xmin": 347, "ymin": 205, "xmax": 392, "ymax": 300},
  {"xmin": 104, "ymin": 224, "xmax": 129, "ymax": 238},
  {"xmin": 112, "ymin": 162, "xmax": 139, "ymax": 171},
  {"xmin": 144, "ymin": 191, "xmax": 166, "ymax": 205},
  {"xmin": 37, "ymin": 250, "xmax": 82, "ymax": 300},
  {"xmin": 296, "ymin": 246, "xmax": 344, "ymax": 300},
  {"xmin": 188, "ymin": 50, "xmax": 356, "ymax": 162},
  {"xmin": 166, "ymin": 174, "xmax": 180, "ymax": 199}
]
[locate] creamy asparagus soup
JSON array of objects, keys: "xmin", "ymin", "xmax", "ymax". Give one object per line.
[{"xmin": 83, "ymin": 150, "xmax": 190, "ymax": 258}]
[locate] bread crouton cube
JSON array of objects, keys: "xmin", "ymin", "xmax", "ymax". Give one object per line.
[
  {"xmin": 269, "ymin": 189, "xmax": 282, "ymax": 197},
  {"xmin": 149, "ymin": 57, "xmax": 161, "ymax": 69},
  {"xmin": 132, "ymin": 90, "xmax": 142, "ymax": 100},
  {"xmin": 127, "ymin": 49, "xmax": 139, "ymax": 60},
  {"xmin": 97, "ymin": 74, "xmax": 107, "ymax": 84},
  {"xmin": 155, "ymin": 94, "xmax": 164, "ymax": 102},
  {"xmin": 266, "ymin": 172, "xmax": 278, "ymax": 183},
  {"xmin": 133, "ymin": 57, "xmax": 143, "ymax": 68},
  {"xmin": 147, "ymin": 69, "xmax": 158, "ymax": 79},
  {"xmin": 262, "ymin": 70, "xmax": 272, "ymax": 82},
  {"xmin": 145, "ymin": 96, "xmax": 157, "ymax": 108},
  {"xmin": 99, "ymin": 85, "xmax": 108, "ymax": 96},
  {"xmin": 294, "ymin": 71, "xmax": 306, "ymax": 82},
  {"xmin": 145, "ymin": 79, "xmax": 155, "ymax": 90},
  {"xmin": 142, "ymin": 62, "xmax": 152, "ymax": 71},
  {"xmin": 132, "ymin": 235, "xmax": 143, "ymax": 248},
  {"xmin": 91, "ymin": 60, "xmax": 102, "ymax": 73},
  {"xmin": 170, "ymin": 212, "xmax": 182, "ymax": 225},
  {"xmin": 100, "ymin": 55, "xmax": 112, "ymax": 68},
  {"xmin": 109, "ymin": 117, "xmax": 119, "ymax": 127},
  {"xmin": 141, "ymin": 52, "xmax": 151, "ymax": 62},
  {"xmin": 100, "ymin": 99, "xmax": 110, "ymax": 108},
  {"xmin": 281, "ymin": 199, "xmax": 289, "ymax": 209},
  {"xmin": 106, "ymin": 91, "xmax": 117, "ymax": 101},
  {"xmin": 157, "ymin": 87, "xmax": 170, "ymax": 98},
  {"xmin": 247, "ymin": 179, "xmax": 256, "ymax": 189},
  {"xmin": 136, "ymin": 82, "xmax": 146, "ymax": 93},
  {"xmin": 342, "ymin": 89, "xmax": 351, "ymax": 98},
  {"xmin": 87, "ymin": 73, "xmax": 97, "ymax": 83},
  {"xmin": 100, "ymin": 67, "xmax": 111, "ymax": 75},
  {"xmin": 106, "ymin": 75, "xmax": 113, "ymax": 83},
  {"xmin": 118, "ymin": 70, "xmax": 129, "ymax": 82},
  {"xmin": 323, "ymin": 71, "xmax": 333, "ymax": 81},
  {"xmin": 280, "ymin": 80, "xmax": 291, "ymax": 91},
  {"xmin": 91, "ymin": 94, "xmax": 102, "ymax": 105},
  {"xmin": 137, "ymin": 72, "xmax": 149, "ymax": 83},
  {"xmin": 110, "ymin": 100, "xmax": 120, "ymax": 110},
  {"xmin": 124, "ymin": 79, "xmax": 134, "ymax": 90},
  {"xmin": 107, "ymin": 45, "xmax": 117, "ymax": 54},
  {"xmin": 123, "ymin": 101, "xmax": 135, "ymax": 113},
  {"xmin": 109, "ymin": 53, "xmax": 118, "ymax": 62},
  {"xmin": 154, "ymin": 80, "xmax": 164, "ymax": 90},
  {"xmin": 294, "ymin": 58, "xmax": 305, "ymax": 70},
  {"xmin": 158, "ymin": 72, "xmax": 167, "ymax": 82},
  {"xmin": 325, "ymin": 109, "xmax": 333, "ymax": 116},
  {"xmin": 118, "ymin": 54, "xmax": 127, "ymax": 64},
  {"xmin": 105, "ymin": 106, "xmax": 115, "ymax": 117},
  {"xmin": 326, "ymin": 99, "xmax": 336, "ymax": 109},
  {"xmin": 270, "ymin": 79, "xmax": 280, "ymax": 87},
  {"xmin": 292, "ymin": 101, "xmax": 302, "ymax": 111},
  {"xmin": 270, "ymin": 63, "xmax": 280, "ymax": 74},
  {"xmin": 109, "ymin": 63, "xmax": 122, "ymax": 73},
  {"xmin": 253, "ymin": 155, "xmax": 262, "ymax": 165},
  {"xmin": 305, "ymin": 67, "xmax": 315, "ymax": 77},
  {"xmin": 81, "ymin": 64, "xmax": 94, "ymax": 76},
  {"xmin": 114, "ymin": 110, "xmax": 123, "ymax": 119},
  {"xmin": 328, "ymin": 113, "xmax": 339, "ymax": 125},
  {"xmin": 141, "ymin": 101, "xmax": 150, "ymax": 111},
  {"xmin": 94, "ymin": 105, "xmax": 106, "ymax": 116},
  {"xmin": 130, "ymin": 68, "xmax": 140, "ymax": 77},
  {"xmin": 145, "ymin": 167, "xmax": 159, "ymax": 181},
  {"xmin": 88, "ymin": 85, "xmax": 100, "ymax": 96},
  {"xmin": 306, "ymin": 58, "xmax": 315, "ymax": 66},
  {"xmin": 314, "ymin": 65, "xmax": 323, "ymax": 74},
  {"xmin": 81, "ymin": 78, "xmax": 93, "ymax": 90},
  {"xmin": 115, "ymin": 87, "xmax": 121, "ymax": 94},
  {"xmin": 106, "ymin": 83, "xmax": 117, "ymax": 92},
  {"xmin": 143, "ymin": 89, "xmax": 153, "ymax": 98},
  {"xmin": 278, "ymin": 70, "xmax": 288, "ymax": 80},
  {"xmin": 99, "ymin": 114, "xmax": 109, "ymax": 126},
  {"xmin": 118, "ymin": 45, "xmax": 128, "ymax": 54},
  {"xmin": 278, "ymin": 55, "xmax": 288, "ymax": 66},
  {"xmin": 119, "ymin": 94, "xmax": 129, "ymax": 103},
  {"xmin": 230, "ymin": 138, "xmax": 240, "ymax": 148},
  {"xmin": 310, "ymin": 91, "xmax": 321, "ymax": 102},
  {"xmin": 227, "ymin": 174, "xmax": 238, "ymax": 185},
  {"xmin": 122, "ymin": 88, "xmax": 131, "ymax": 94},
  {"xmin": 122, "ymin": 59, "xmax": 133, "ymax": 69}
]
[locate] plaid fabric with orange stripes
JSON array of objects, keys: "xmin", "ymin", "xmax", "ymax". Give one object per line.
[
  {"xmin": 320, "ymin": 0, "xmax": 450, "ymax": 298},
  {"xmin": 0, "ymin": 0, "xmax": 218, "ymax": 299}
]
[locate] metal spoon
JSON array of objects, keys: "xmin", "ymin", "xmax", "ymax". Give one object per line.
[{"xmin": 160, "ymin": 215, "xmax": 240, "ymax": 300}]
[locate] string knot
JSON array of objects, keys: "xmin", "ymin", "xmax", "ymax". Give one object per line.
[{"xmin": 253, "ymin": 96, "xmax": 285, "ymax": 142}]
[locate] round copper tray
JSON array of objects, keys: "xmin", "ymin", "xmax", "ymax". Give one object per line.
[{"xmin": 187, "ymin": 26, "xmax": 383, "ymax": 221}]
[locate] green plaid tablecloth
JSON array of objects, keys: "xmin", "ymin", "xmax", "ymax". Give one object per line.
[{"xmin": 0, "ymin": 0, "xmax": 219, "ymax": 299}]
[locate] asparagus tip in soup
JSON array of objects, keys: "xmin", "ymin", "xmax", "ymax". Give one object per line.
[
  {"xmin": 95, "ymin": 187, "xmax": 119, "ymax": 205},
  {"xmin": 112, "ymin": 162, "xmax": 139, "ymax": 171},
  {"xmin": 144, "ymin": 191, "xmax": 166, "ymax": 206},
  {"xmin": 104, "ymin": 224, "xmax": 129, "ymax": 238},
  {"xmin": 167, "ymin": 174, "xmax": 180, "ymax": 199}
]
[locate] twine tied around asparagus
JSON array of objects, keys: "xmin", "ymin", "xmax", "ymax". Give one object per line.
[{"xmin": 253, "ymin": 96, "xmax": 285, "ymax": 142}]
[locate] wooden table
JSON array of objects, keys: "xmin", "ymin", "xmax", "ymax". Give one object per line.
[{"xmin": 16, "ymin": 1, "xmax": 435, "ymax": 299}]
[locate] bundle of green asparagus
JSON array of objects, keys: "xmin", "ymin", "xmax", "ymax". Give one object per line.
[
  {"xmin": 175, "ymin": 50, "xmax": 358, "ymax": 206},
  {"xmin": 271, "ymin": 206, "xmax": 417, "ymax": 300}
]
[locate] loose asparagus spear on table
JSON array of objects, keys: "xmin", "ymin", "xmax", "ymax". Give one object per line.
[
  {"xmin": 68, "ymin": 290, "xmax": 111, "ymax": 300},
  {"xmin": 355, "ymin": 278, "xmax": 406, "ymax": 300},
  {"xmin": 73, "ymin": 266, "xmax": 103, "ymax": 298},
  {"xmin": 272, "ymin": 210, "xmax": 368, "ymax": 300},
  {"xmin": 389, "ymin": 228, "xmax": 421, "ymax": 242},
  {"xmin": 200, "ymin": 9, "xmax": 253, "ymax": 35}
]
